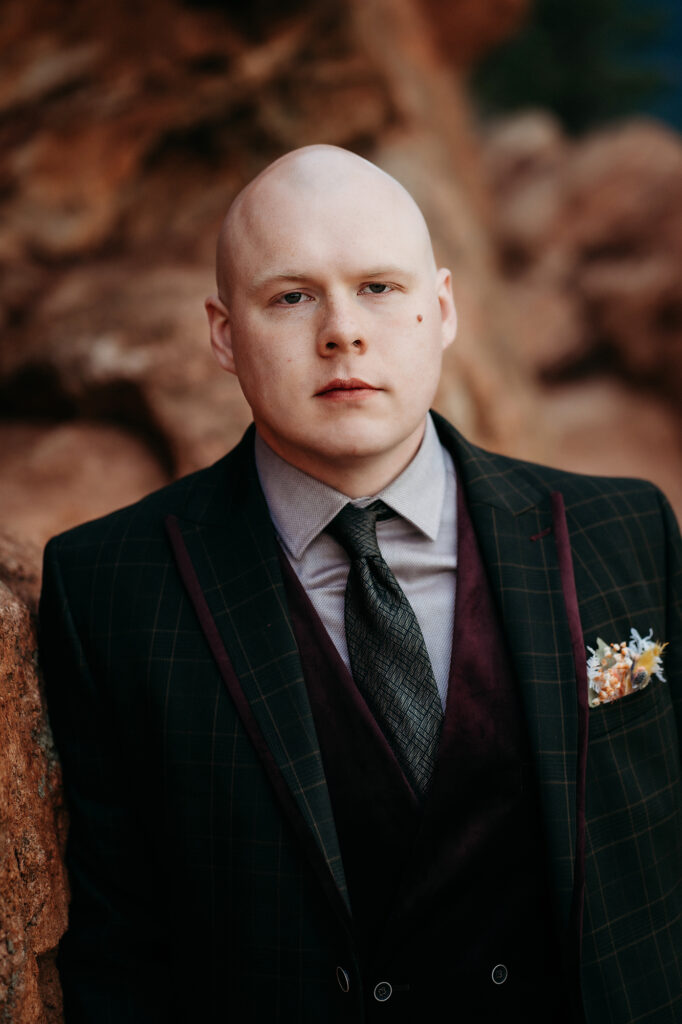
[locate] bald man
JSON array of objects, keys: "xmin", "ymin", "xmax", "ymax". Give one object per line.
[{"xmin": 40, "ymin": 146, "xmax": 682, "ymax": 1024}]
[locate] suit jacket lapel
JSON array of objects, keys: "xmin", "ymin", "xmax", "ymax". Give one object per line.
[
  {"xmin": 166, "ymin": 428, "xmax": 350, "ymax": 920},
  {"xmin": 434, "ymin": 414, "xmax": 588, "ymax": 953}
]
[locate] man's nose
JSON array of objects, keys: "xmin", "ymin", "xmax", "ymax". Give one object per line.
[{"xmin": 316, "ymin": 299, "xmax": 367, "ymax": 356}]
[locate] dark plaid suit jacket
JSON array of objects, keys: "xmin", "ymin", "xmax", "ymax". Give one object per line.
[{"xmin": 40, "ymin": 414, "xmax": 682, "ymax": 1023}]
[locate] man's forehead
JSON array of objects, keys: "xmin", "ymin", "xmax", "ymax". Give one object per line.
[{"xmin": 217, "ymin": 145, "xmax": 434, "ymax": 294}]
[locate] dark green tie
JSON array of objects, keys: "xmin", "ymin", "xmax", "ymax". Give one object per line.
[{"xmin": 326, "ymin": 500, "xmax": 443, "ymax": 798}]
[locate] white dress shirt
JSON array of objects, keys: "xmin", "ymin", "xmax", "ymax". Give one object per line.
[{"xmin": 254, "ymin": 414, "xmax": 458, "ymax": 709}]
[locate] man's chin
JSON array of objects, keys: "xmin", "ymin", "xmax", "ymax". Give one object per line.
[
  {"xmin": 306, "ymin": 426, "xmax": 423, "ymax": 469},
  {"xmin": 258, "ymin": 412, "xmax": 426, "ymax": 471}
]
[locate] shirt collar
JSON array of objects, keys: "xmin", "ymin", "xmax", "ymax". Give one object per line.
[{"xmin": 255, "ymin": 413, "xmax": 447, "ymax": 560}]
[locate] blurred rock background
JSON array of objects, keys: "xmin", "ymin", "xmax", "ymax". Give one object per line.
[{"xmin": 1, "ymin": 0, "xmax": 680, "ymax": 1019}]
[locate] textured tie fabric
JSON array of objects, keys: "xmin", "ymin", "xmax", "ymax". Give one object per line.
[{"xmin": 326, "ymin": 500, "xmax": 443, "ymax": 798}]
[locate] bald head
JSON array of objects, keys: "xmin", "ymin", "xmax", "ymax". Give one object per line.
[
  {"xmin": 216, "ymin": 145, "xmax": 436, "ymax": 303},
  {"xmin": 205, "ymin": 143, "xmax": 457, "ymax": 493}
]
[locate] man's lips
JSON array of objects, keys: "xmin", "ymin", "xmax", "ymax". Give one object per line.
[{"xmin": 315, "ymin": 378, "xmax": 380, "ymax": 397}]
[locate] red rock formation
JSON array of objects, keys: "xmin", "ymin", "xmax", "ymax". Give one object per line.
[
  {"xmin": 483, "ymin": 113, "xmax": 682, "ymax": 398},
  {"xmin": 421, "ymin": 0, "xmax": 530, "ymax": 66},
  {"xmin": 481, "ymin": 112, "xmax": 682, "ymax": 513},
  {"xmin": 0, "ymin": 579, "xmax": 68, "ymax": 1023},
  {"xmin": 0, "ymin": 422, "xmax": 170, "ymax": 553}
]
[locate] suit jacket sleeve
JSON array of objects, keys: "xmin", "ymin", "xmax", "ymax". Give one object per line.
[{"xmin": 40, "ymin": 537, "xmax": 174, "ymax": 1023}]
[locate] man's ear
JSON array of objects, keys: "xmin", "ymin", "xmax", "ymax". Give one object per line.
[
  {"xmin": 205, "ymin": 294, "xmax": 237, "ymax": 375},
  {"xmin": 435, "ymin": 268, "xmax": 457, "ymax": 350}
]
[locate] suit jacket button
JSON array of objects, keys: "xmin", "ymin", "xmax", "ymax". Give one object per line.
[
  {"xmin": 491, "ymin": 964, "xmax": 508, "ymax": 985},
  {"xmin": 336, "ymin": 966, "xmax": 350, "ymax": 993},
  {"xmin": 373, "ymin": 981, "xmax": 393, "ymax": 1002}
]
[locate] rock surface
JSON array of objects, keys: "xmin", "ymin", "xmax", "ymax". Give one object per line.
[
  {"xmin": 0, "ymin": 581, "xmax": 68, "ymax": 1023},
  {"xmin": 0, "ymin": 421, "xmax": 170, "ymax": 554},
  {"xmin": 481, "ymin": 111, "xmax": 682, "ymax": 511},
  {"xmin": 482, "ymin": 113, "xmax": 682, "ymax": 401},
  {"xmin": 421, "ymin": 0, "xmax": 530, "ymax": 66}
]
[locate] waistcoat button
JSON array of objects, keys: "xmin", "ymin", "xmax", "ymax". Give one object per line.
[
  {"xmin": 491, "ymin": 963, "xmax": 508, "ymax": 985},
  {"xmin": 336, "ymin": 966, "xmax": 350, "ymax": 993},
  {"xmin": 373, "ymin": 981, "xmax": 393, "ymax": 1002}
]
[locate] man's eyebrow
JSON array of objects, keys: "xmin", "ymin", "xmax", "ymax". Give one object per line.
[
  {"xmin": 360, "ymin": 267, "xmax": 414, "ymax": 278},
  {"xmin": 250, "ymin": 266, "xmax": 415, "ymax": 293},
  {"xmin": 249, "ymin": 273, "xmax": 311, "ymax": 293}
]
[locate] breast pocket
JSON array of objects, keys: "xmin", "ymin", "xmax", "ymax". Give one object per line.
[{"xmin": 587, "ymin": 679, "xmax": 664, "ymax": 740}]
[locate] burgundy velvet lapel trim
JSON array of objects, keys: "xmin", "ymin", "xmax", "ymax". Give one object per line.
[
  {"xmin": 164, "ymin": 512, "xmax": 352, "ymax": 931},
  {"xmin": 551, "ymin": 491, "xmax": 588, "ymax": 1022}
]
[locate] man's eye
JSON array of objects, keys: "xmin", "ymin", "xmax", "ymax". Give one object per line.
[
  {"xmin": 281, "ymin": 292, "xmax": 305, "ymax": 304},
  {"xmin": 361, "ymin": 283, "xmax": 392, "ymax": 295}
]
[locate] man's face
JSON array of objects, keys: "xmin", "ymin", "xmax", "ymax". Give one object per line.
[{"xmin": 207, "ymin": 150, "xmax": 456, "ymax": 492}]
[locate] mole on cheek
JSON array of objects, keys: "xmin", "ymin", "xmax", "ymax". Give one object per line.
[{"xmin": 417, "ymin": 314, "xmax": 423, "ymax": 322}]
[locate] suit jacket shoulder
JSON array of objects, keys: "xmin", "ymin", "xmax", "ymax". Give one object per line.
[{"xmin": 434, "ymin": 410, "xmax": 669, "ymax": 512}]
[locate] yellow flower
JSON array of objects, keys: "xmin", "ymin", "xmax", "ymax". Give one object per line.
[{"xmin": 632, "ymin": 642, "xmax": 667, "ymax": 681}]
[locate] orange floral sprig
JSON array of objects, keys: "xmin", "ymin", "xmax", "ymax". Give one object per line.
[{"xmin": 587, "ymin": 628, "xmax": 667, "ymax": 708}]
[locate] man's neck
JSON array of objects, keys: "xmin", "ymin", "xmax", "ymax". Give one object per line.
[{"xmin": 256, "ymin": 423, "xmax": 427, "ymax": 498}]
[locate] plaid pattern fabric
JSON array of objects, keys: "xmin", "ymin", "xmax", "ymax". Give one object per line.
[{"xmin": 39, "ymin": 415, "xmax": 682, "ymax": 1022}]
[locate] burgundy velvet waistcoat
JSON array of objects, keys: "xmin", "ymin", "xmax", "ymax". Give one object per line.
[{"xmin": 280, "ymin": 483, "xmax": 568, "ymax": 1022}]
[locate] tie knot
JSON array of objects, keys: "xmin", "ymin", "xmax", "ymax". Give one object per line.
[{"xmin": 326, "ymin": 500, "xmax": 391, "ymax": 561}]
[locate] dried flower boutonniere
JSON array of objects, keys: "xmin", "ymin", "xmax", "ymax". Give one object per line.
[{"xmin": 587, "ymin": 628, "xmax": 667, "ymax": 707}]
